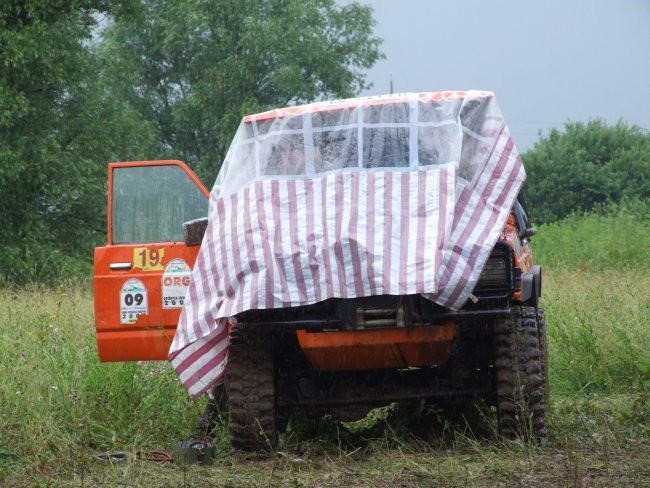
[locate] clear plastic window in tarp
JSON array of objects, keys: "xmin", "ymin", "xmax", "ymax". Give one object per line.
[{"xmin": 213, "ymin": 91, "xmax": 506, "ymax": 198}]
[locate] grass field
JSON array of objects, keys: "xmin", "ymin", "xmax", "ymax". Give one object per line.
[{"xmin": 1, "ymin": 208, "xmax": 649, "ymax": 487}]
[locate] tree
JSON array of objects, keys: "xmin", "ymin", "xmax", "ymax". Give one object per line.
[
  {"xmin": 0, "ymin": 0, "xmax": 156, "ymax": 283},
  {"xmin": 522, "ymin": 120, "xmax": 650, "ymax": 224},
  {"xmin": 0, "ymin": 0, "xmax": 382, "ymax": 284},
  {"xmin": 99, "ymin": 0, "xmax": 384, "ymax": 182}
]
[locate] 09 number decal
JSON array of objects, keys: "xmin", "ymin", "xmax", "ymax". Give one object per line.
[
  {"xmin": 123, "ymin": 293, "xmax": 144, "ymax": 306},
  {"xmin": 119, "ymin": 279, "xmax": 148, "ymax": 324}
]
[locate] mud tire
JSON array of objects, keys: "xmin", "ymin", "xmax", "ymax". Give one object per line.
[
  {"xmin": 493, "ymin": 305, "xmax": 547, "ymax": 440},
  {"xmin": 536, "ymin": 308, "xmax": 549, "ymax": 406},
  {"xmin": 197, "ymin": 381, "xmax": 227, "ymax": 437},
  {"xmin": 225, "ymin": 328, "xmax": 277, "ymax": 451}
]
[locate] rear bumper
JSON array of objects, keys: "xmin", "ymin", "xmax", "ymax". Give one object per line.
[
  {"xmin": 296, "ymin": 323, "xmax": 456, "ymax": 371},
  {"xmin": 236, "ymin": 297, "xmax": 509, "ymax": 372}
]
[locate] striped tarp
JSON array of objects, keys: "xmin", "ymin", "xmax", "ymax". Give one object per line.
[{"xmin": 169, "ymin": 91, "xmax": 525, "ymax": 399}]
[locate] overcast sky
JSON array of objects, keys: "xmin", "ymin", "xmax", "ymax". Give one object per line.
[{"xmin": 351, "ymin": 0, "xmax": 650, "ymax": 151}]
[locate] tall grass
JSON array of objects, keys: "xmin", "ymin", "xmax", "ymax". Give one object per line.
[
  {"xmin": 534, "ymin": 203, "xmax": 650, "ymax": 441},
  {"xmin": 0, "ymin": 283, "xmax": 202, "ymax": 481},
  {"xmin": 543, "ymin": 271, "xmax": 650, "ymax": 397},
  {"xmin": 533, "ymin": 199, "xmax": 650, "ymax": 269},
  {"xmin": 533, "ymin": 203, "xmax": 650, "ymax": 397}
]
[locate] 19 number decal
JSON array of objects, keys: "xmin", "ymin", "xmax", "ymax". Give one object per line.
[
  {"xmin": 138, "ymin": 248, "xmax": 159, "ymax": 268},
  {"xmin": 133, "ymin": 247, "xmax": 165, "ymax": 271}
]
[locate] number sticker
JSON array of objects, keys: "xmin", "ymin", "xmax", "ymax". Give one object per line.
[
  {"xmin": 133, "ymin": 247, "xmax": 165, "ymax": 271},
  {"xmin": 120, "ymin": 279, "xmax": 148, "ymax": 324},
  {"xmin": 162, "ymin": 259, "xmax": 192, "ymax": 309}
]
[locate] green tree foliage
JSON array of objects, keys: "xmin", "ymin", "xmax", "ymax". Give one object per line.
[
  {"xmin": 522, "ymin": 120, "xmax": 650, "ymax": 224},
  {"xmin": 0, "ymin": 0, "xmax": 382, "ymax": 284},
  {"xmin": 0, "ymin": 1, "xmax": 156, "ymax": 283},
  {"xmin": 99, "ymin": 0, "xmax": 384, "ymax": 181}
]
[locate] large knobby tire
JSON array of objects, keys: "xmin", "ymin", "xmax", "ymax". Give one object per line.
[
  {"xmin": 225, "ymin": 330, "xmax": 278, "ymax": 451},
  {"xmin": 493, "ymin": 305, "xmax": 547, "ymax": 440},
  {"xmin": 197, "ymin": 380, "xmax": 227, "ymax": 437},
  {"xmin": 536, "ymin": 308, "xmax": 549, "ymax": 406}
]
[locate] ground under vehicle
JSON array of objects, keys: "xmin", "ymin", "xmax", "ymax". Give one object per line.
[{"xmin": 94, "ymin": 92, "xmax": 547, "ymax": 451}]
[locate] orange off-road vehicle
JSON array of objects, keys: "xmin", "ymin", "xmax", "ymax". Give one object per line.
[{"xmin": 94, "ymin": 92, "xmax": 547, "ymax": 451}]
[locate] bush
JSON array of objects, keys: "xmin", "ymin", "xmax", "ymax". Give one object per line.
[{"xmin": 522, "ymin": 120, "xmax": 650, "ymax": 224}]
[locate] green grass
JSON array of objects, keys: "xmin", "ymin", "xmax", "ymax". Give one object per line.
[
  {"xmin": 544, "ymin": 270, "xmax": 650, "ymax": 397},
  {"xmin": 533, "ymin": 203, "xmax": 650, "ymax": 414},
  {"xmin": 0, "ymin": 283, "xmax": 204, "ymax": 483},
  {"xmin": 1, "ymin": 207, "xmax": 649, "ymax": 486},
  {"xmin": 533, "ymin": 199, "xmax": 650, "ymax": 269}
]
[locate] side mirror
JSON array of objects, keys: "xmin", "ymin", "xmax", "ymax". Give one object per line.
[
  {"xmin": 513, "ymin": 199, "xmax": 535, "ymax": 239},
  {"xmin": 183, "ymin": 217, "xmax": 209, "ymax": 247},
  {"xmin": 523, "ymin": 227, "xmax": 537, "ymax": 238}
]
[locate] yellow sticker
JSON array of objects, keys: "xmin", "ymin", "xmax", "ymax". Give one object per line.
[{"xmin": 133, "ymin": 247, "xmax": 165, "ymax": 271}]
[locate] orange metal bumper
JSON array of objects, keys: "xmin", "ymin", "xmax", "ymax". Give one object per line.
[{"xmin": 296, "ymin": 323, "xmax": 455, "ymax": 371}]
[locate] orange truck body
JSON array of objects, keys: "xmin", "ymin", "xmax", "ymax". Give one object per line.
[
  {"xmin": 95, "ymin": 160, "xmax": 458, "ymax": 369},
  {"xmin": 95, "ymin": 159, "xmax": 539, "ymax": 375}
]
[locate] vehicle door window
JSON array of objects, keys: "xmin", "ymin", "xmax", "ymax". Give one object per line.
[{"xmin": 112, "ymin": 165, "xmax": 208, "ymax": 244}]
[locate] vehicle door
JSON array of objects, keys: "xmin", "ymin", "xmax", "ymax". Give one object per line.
[{"xmin": 94, "ymin": 160, "xmax": 209, "ymax": 362}]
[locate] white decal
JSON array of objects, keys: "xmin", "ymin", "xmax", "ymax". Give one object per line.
[
  {"xmin": 120, "ymin": 279, "xmax": 148, "ymax": 324},
  {"xmin": 162, "ymin": 258, "xmax": 192, "ymax": 309}
]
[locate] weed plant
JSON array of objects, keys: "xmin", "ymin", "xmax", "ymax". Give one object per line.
[{"xmin": 532, "ymin": 204, "xmax": 650, "ymax": 454}]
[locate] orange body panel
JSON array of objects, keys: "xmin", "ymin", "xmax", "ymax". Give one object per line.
[
  {"xmin": 94, "ymin": 160, "xmax": 209, "ymax": 362},
  {"xmin": 94, "ymin": 243, "xmax": 203, "ymax": 361},
  {"xmin": 503, "ymin": 215, "xmax": 533, "ymax": 302},
  {"xmin": 296, "ymin": 324, "xmax": 456, "ymax": 371}
]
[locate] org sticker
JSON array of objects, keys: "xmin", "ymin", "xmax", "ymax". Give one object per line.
[
  {"xmin": 120, "ymin": 279, "xmax": 148, "ymax": 324},
  {"xmin": 162, "ymin": 259, "xmax": 191, "ymax": 309}
]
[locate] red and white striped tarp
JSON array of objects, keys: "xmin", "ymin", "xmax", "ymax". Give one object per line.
[{"xmin": 169, "ymin": 91, "xmax": 525, "ymax": 399}]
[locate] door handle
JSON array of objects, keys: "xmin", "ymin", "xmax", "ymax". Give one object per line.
[{"xmin": 110, "ymin": 262, "xmax": 133, "ymax": 270}]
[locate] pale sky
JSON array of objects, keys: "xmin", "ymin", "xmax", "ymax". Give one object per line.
[{"xmin": 352, "ymin": 0, "xmax": 650, "ymax": 151}]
